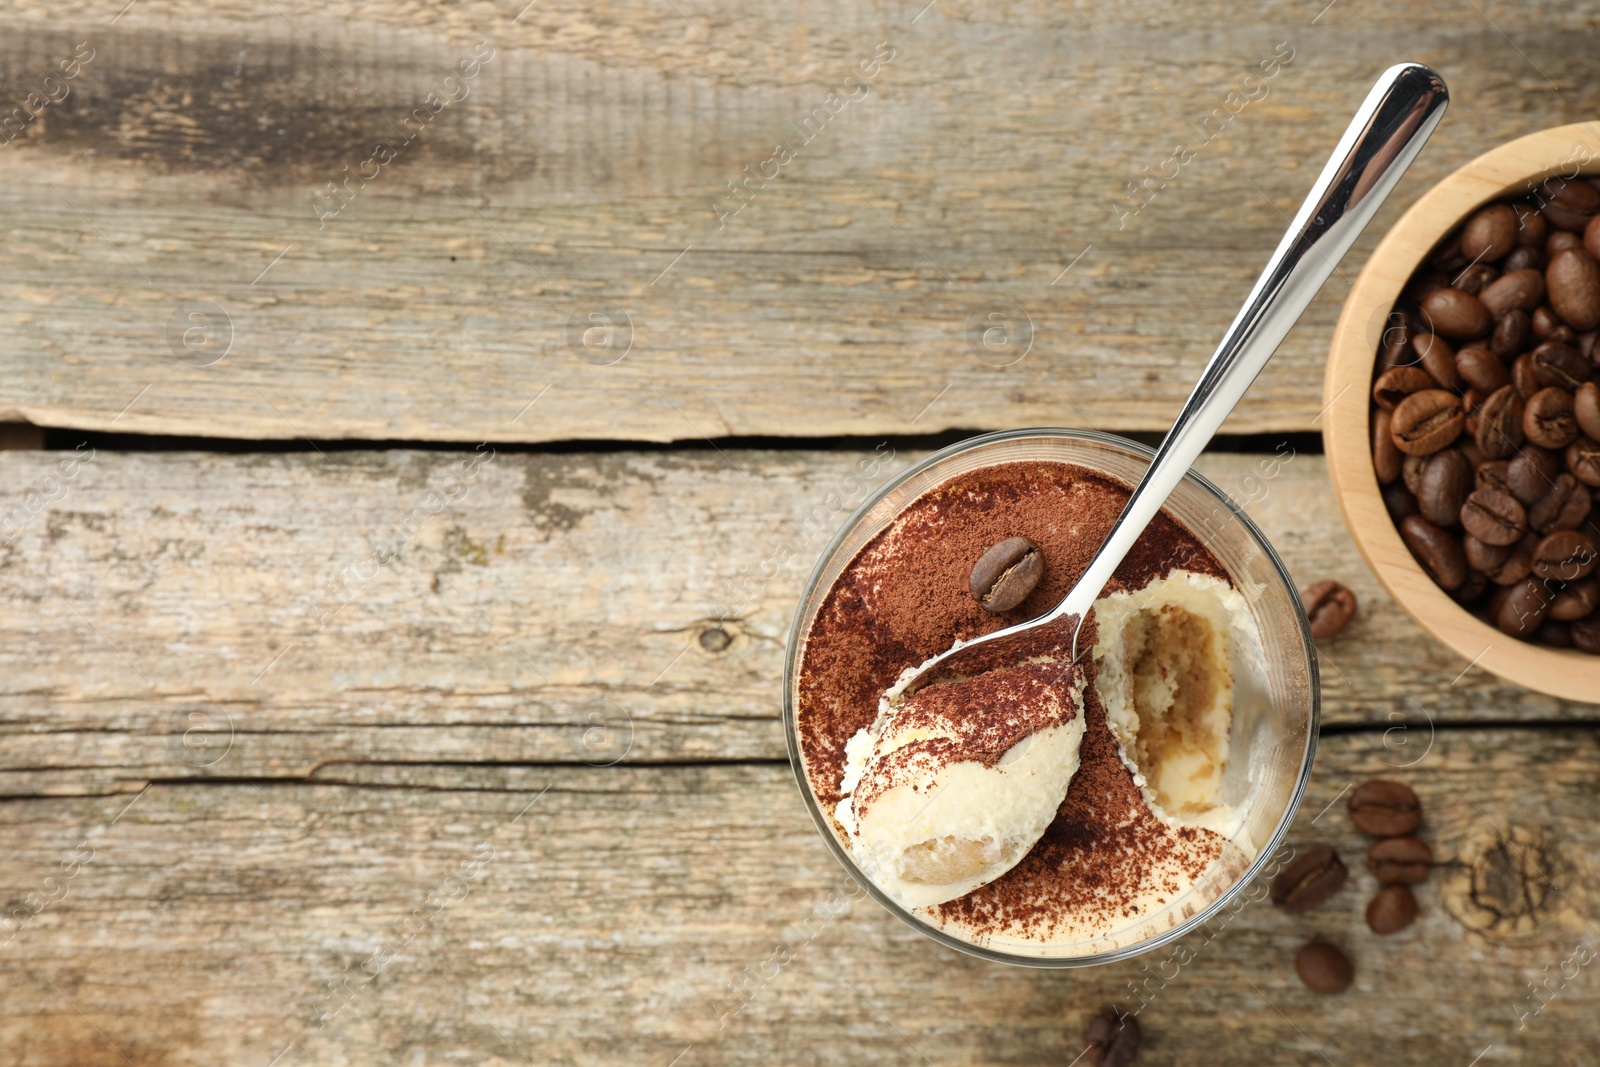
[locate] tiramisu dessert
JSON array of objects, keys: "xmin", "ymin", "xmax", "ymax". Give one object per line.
[{"xmin": 796, "ymin": 460, "xmax": 1267, "ymax": 953}]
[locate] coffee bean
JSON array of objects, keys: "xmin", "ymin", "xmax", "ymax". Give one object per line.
[
  {"xmin": 1511, "ymin": 352, "xmax": 1542, "ymax": 399},
  {"xmin": 1551, "ymin": 576, "xmax": 1599, "ymax": 621},
  {"xmin": 1421, "ymin": 286, "xmax": 1494, "ymax": 340},
  {"xmin": 1485, "ymin": 542, "xmax": 1533, "ymax": 586},
  {"xmin": 1368, "ymin": 836, "xmax": 1433, "ymax": 885},
  {"xmin": 1270, "ymin": 845, "xmax": 1348, "ymax": 913},
  {"xmin": 1460, "ymin": 489, "xmax": 1528, "ymax": 546},
  {"xmin": 1488, "ymin": 309, "xmax": 1532, "ymax": 359},
  {"xmin": 1540, "ymin": 177, "xmax": 1600, "ymax": 232},
  {"xmin": 1083, "ymin": 1008, "xmax": 1139, "ymax": 1067},
  {"xmin": 1532, "ymin": 530, "xmax": 1599, "ymax": 581},
  {"xmin": 1538, "ymin": 618, "xmax": 1574, "ymax": 646},
  {"xmin": 1504, "ymin": 246, "xmax": 1545, "ymax": 274},
  {"xmin": 1452, "ymin": 569, "xmax": 1490, "ymax": 603},
  {"xmin": 1476, "ymin": 459, "xmax": 1514, "ymax": 495},
  {"xmin": 1392, "ymin": 389, "xmax": 1465, "ymax": 455},
  {"xmin": 1462, "ymin": 202, "xmax": 1519, "ymax": 262},
  {"xmin": 1401, "ymin": 453, "xmax": 1428, "ymax": 496},
  {"xmin": 1515, "ymin": 202, "xmax": 1549, "ymax": 247},
  {"xmin": 1548, "ymin": 248, "xmax": 1600, "ymax": 331},
  {"xmin": 1464, "ymin": 534, "xmax": 1510, "ymax": 572},
  {"xmin": 1480, "ymin": 268, "xmax": 1546, "ymax": 318},
  {"xmin": 1348, "ymin": 779, "xmax": 1422, "ymax": 836},
  {"xmin": 1455, "ymin": 347, "xmax": 1509, "ymax": 394},
  {"xmin": 1295, "ymin": 940, "xmax": 1354, "ymax": 995},
  {"xmin": 1301, "ymin": 581, "xmax": 1358, "ymax": 641},
  {"xmin": 1525, "ymin": 387, "xmax": 1580, "ymax": 450},
  {"xmin": 1498, "ymin": 577, "xmax": 1554, "ymax": 636},
  {"xmin": 1377, "ymin": 309, "xmax": 1415, "ymax": 371},
  {"xmin": 1400, "ymin": 515, "xmax": 1467, "ymax": 590},
  {"xmin": 1549, "ymin": 230, "xmax": 1584, "ymax": 257},
  {"xmin": 1382, "ymin": 482, "xmax": 1419, "ymax": 522},
  {"xmin": 1453, "ymin": 263, "xmax": 1499, "ymax": 296},
  {"xmin": 1568, "ymin": 436, "xmax": 1600, "ymax": 487},
  {"xmin": 1532, "ymin": 304, "xmax": 1577, "ymax": 344},
  {"xmin": 1573, "ymin": 616, "xmax": 1600, "ymax": 654},
  {"xmin": 1508, "ymin": 447, "xmax": 1563, "ymax": 505},
  {"xmin": 1373, "ymin": 365, "xmax": 1436, "ymax": 411},
  {"xmin": 1370, "ymin": 409, "xmax": 1403, "ymax": 485},
  {"xmin": 1531, "ymin": 341, "xmax": 1592, "ymax": 390},
  {"xmin": 1475, "ymin": 385, "xmax": 1526, "ymax": 459},
  {"xmin": 1529, "ymin": 473, "xmax": 1592, "ymax": 534},
  {"xmin": 1366, "ymin": 885, "xmax": 1418, "ymax": 935},
  {"xmin": 1412, "ymin": 331, "xmax": 1460, "ymax": 389},
  {"xmin": 1587, "ymin": 215, "xmax": 1600, "ymax": 261},
  {"xmin": 1418, "ymin": 449, "xmax": 1474, "ymax": 526},
  {"xmin": 1576, "ymin": 382, "xmax": 1600, "ymax": 440},
  {"xmin": 969, "ymin": 537, "xmax": 1044, "ymax": 612}
]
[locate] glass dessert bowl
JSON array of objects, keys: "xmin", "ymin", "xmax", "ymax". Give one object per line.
[{"xmin": 783, "ymin": 429, "xmax": 1320, "ymax": 967}]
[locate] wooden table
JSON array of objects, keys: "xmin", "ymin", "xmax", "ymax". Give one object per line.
[{"xmin": 2, "ymin": 1, "xmax": 1597, "ymax": 1063}]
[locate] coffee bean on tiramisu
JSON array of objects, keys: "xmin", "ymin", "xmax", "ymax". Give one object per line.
[
  {"xmin": 968, "ymin": 536, "xmax": 1043, "ymax": 613},
  {"xmin": 1269, "ymin": 845, "xmax": 1348, "ymax": 913},
  {"xmin": 1347, "ymin": 780, "xmax": 1421, "ymax": 837},
  {"xmin": 1300, "ymin": 581, "xmax": 1357, "ymax": 641},
  {"xmin": 1295, "ymin": 940, "xmax": 1354, "ymax": 994},
  {"xmin": 1082, "ymin": 1007, "xmax": 1140, "ymax": 1067},
  {"xmin": 1366, "ymin": 885, "xmax": 1418, "ymax": 935},
  {"xmin": 1368, "ymin": 836, "xmax": 1433, "ymax": 885}
]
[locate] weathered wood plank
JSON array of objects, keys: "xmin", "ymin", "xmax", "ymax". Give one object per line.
[
  {"xmin": 0, "ymin": 446, "xmax": 1592, "ymax": 795},
  {"xmin": 0, "ymin": 728, "xmax": 1594, "ymax": 1065},
  {"xmin": 3, "ymin": 4, "xmax": 1599, "ymax": 441}
]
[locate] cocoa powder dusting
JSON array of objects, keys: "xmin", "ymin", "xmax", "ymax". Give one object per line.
[{"xmin": 796, "ymin": 460, "xmax": 1230, "ymax": 942}]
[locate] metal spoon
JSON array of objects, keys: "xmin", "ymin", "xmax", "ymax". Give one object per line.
[{"xmin": 897, "ymin": 62, "xmax": 1449, "ymax": 696}]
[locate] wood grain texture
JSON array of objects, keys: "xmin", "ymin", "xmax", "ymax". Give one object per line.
[
  {"xmin": 0, "ymin": 727, "xmax": 1596, "ymax": 1066},
  {"xmin": 0, "ymin": 445, "xmax": 1593, "ymax": 797},
  {"xmin": 4, "ymin": 4, "xmax": 1600, "ymax": 441}
]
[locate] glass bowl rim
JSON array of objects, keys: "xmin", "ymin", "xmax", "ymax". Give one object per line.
[{"xmin": 780, "ymin": 426, "xmax": 1322, "ymax": 968}]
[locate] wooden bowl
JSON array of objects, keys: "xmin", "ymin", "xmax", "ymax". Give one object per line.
[{"xmin": 1325, "ymin": 123, "xmax": 1600, "ymax": 702}]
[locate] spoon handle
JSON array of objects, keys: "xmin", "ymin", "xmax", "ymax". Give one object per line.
[{"xmin": 1056, "ymin": 62, "xmax": 1449, "ymax": 626}]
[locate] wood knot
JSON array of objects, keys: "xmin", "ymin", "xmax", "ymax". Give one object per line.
[
  {"xmin": 698, "ymin": 624, "xmax": 734, "ymax": 654},
  {"xmin": 1442, "ymin": 824, "xmax": 1563, "ymax": 941}
]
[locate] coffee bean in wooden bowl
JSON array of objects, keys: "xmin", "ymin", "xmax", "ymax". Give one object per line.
[{"xmin": 1326, "ymin": 123, "xmax": 1600, "ymax": 701}]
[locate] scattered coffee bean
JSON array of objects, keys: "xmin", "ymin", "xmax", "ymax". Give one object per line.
[
  {"xmin": 1392, "ymin": 389, "xmax": 1465, "ymax": 455},
  {"xmin": 1366, "ymin": 885, "xmax": 1418, "ymax": 935},
  {"xmin": 1417, "ymin": 449, "xmax": 1474, "ymax": 526},
  {"xmin": 1525, "ymin": 386, "xmax": 1580, "ymax": 449},
  {"xmin": 1083, "ymin": 1008, "xmax": 1140, "ymax": 1067},
  {"xmin": 1270, "ymin": 845, "xmax": 1348, "ymax": 913},
  {"xmin": 969, "ymin": 537, "xmax": 1044, "ymax": 613},
  {"xmin": 1368, "ymin": 836, "xmax": 1433, "ymax": 885},
  {"xmin": 1295, "ymin": 940, "xmax": 1354, "ymax": 994},
  {"xmin": 1548, "ymin": 248, "xmax": 1600, "ymax": 331},
  {"xmin": 1301, "ymin": 581, "xmax": 1358, "ymax": 641},
  {"xmin": 1400, "ymin": 515, "xmax": 1467, "ymax": 590},
  {"xmin": 1420, "ymin": 286, "xmax": 1494, "ymax": 340},
  {"xmin": 1460, "ymin": 489, "xmax": 1527, "ymax": 546},
  {"xmin": 1348, "ymin": 779, "xmax": 1422, "ymax": 837}
]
